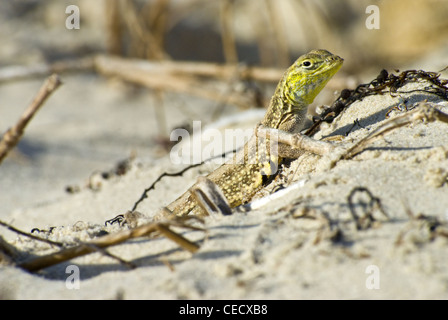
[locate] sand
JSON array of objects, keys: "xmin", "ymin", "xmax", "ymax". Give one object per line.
[
  {"xmin": 1, "ymin": 76, "xmax": 448, "ymax": 299},
  {"xmin": 1, "ymin": 0, "xmax": 448, "ymax": 301}
]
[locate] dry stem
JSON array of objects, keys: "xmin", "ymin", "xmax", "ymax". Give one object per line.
[
  {"xmin": 0, "ymin": 74, "xmax": 62, "ymax": 165},
  {"xmin": 18, "ymin": 218, "xmax": 203, "ymax": 272},
  {"xmin": 343, "ymin": 102, "xmax": 448, "ymax": 159},
  {"xmin": 0, "ymin": 58, "xmax": 92, "ymax": 83},
  {"xmin": 256, "ymin": 124, "xmax": 337, "ymax": 156},
  {"xmin": 220, "ymin": 0, "xmax": 238, "ymax": 64}
]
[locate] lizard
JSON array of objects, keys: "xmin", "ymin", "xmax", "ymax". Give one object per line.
[{"xmin": 157, "ymin": 49, "xmax": 343, "ymax": 219}]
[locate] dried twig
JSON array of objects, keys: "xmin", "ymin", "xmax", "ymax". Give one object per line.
[
  {"xmin": 93, "ymin": 54, "xmax": 284, "ymax": 82},
  {"xmin": 154, "ymin": 223, "xmax": 200, "ymax": 253},
  {"xmin": 0, "ymin": 56, "xmax": 285, "ymax": 110},
  {"xmin": 131, "ymin": 162, "xmax": 205, "ymax": 212},
  {"xmin": 121, "ymin": 0, "xmax": 168, "ymax": 60},
  {"xmin": 256, "ymin": 124, "xmax": 337, "ymax": 156},
  {"xmin": 131, "ymin": 146, "xmax": 238, "ymax": 212},
  {"xmin": 93, "ymin": 55, "xmax": 285, "ymax": 108},
  {"xmin": 94, "ymin": 55, "xmax": 253, "ymax": 108},
  {"xmin": 220, "ymin": 0, "xmax": 238, "ymax": 64},
  {"xmin": 263, "ymin": 0, "xmax": 290, "ymax": 67},
  {"xmin": 0, "ymin": 58, "xmax": 92, "ymax": 83},
  {"xmin": 145, "ymin": 0, "xmax": 170, "ymax": 51},
  {"xmin": 0, "ymin": 220, "xmax": 64, "ymax": 248},
  {"xmin": 19, "ymin": 217, "xmax": 203, "ymax": 272},
  {"xmin": 0, "ymin": 235, "xmax": 21, "ymax": 265},
  {"xmin": 105, "ymin": 0, "xmax": 123, "ymax": 55},
  {"xmin": 0, "ymin": 74, "xmax": 62, "ymax": 165},
  {"xmin": 343, "ymin": 102, "xmax": 448, "ymax": 159},
  {"xmin": 0, "ymin": 55, "xmax": 284, "ymax": 85}
]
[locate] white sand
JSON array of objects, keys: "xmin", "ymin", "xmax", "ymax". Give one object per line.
[{"xmin": 2, "ymin": 76, "xmax": 448, "ymax": 299}]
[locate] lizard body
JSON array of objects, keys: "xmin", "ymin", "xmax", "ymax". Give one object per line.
[{"xmin": 163, "ymin": 49, "xmax": 343, "ymax": 218}]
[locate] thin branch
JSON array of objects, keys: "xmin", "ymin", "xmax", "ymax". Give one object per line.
[
  {"xmin": 131, "ymin": 146, "xmax": 239, "ymax": 212},
  {"xmin": 0, "ymin": 55, "xmax": 284, "ymax": 84},
  {"xmin": 0, "ymin": 220, "xmax": 64, "ymax": 248},
  {"xmin": 94, "ymin": 55, "xmax": 253, "ymax": 108},
  {"xmin": 19, "ymin": 218, "xmax": 202, "ymax": 272},
  {"xmin": 131, "ymin": 162, "xmax": 204, "ymax": 212},
  {"xmin": 93, "ymin": 54, "xmax": 283, "ymax": 83},
  {"xmin": 0, "ymin": 58, "xmax": 93, "ymax": 83},
  {"xmin": 0, "ymin": 56, "xmax": 286, "ymax": 109},
  {"xmin": 343, "ymin": 102, "xmax": 448, "ymax": 159},
  {"xmin": 0, "ymin": 74, "xmax": 62, "ymax": 165},
  {"xmin": 220, "ymin": 0, "xmax": 238, "ymax": 64},
  {"xmin": 105, "ymin": 0, "xmax": 123, "ymax": 55},
  {"xmin": 256, "ymin": 124, "xmax": 337, "ymax": 156},
  {"xmin": 122, "ymin": 0, "xmax": 168, "ymax": 60},
  {"xmin": 264, "ymin": 0, "xmax": 290, "ymax": 67},
  {"xmin": 0, "ymin": 235, "xmax": 20, "ymax": 265},
  {"xmin": 155, "ymin": 224, "xmax": 200, "ymax": 253}
]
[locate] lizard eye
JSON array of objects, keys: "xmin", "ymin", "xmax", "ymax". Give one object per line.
[{"xmin": 302, "ymin": 60, "xmax": 313, "ymax": 68}]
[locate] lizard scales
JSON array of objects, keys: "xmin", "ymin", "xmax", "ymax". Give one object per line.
[{"xmin": 164, "ymin": 49, "xmax": 343, "ymax": 217}]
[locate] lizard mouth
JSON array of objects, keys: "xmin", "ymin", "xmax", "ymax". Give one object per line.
[
  {"xmin": 322, "ymin": 55, "xmax": 344, "ymax": 75},
  {"xmin": 326, "ymin": 55, "xmax": 344, "ymax": 65}
]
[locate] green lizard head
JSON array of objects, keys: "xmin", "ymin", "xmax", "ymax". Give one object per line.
[{"xmin": 283, "ymin": 49, "xmax": 343, "ymax": 106}]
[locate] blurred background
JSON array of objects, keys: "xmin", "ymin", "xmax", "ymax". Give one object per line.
[
  {"xmin": 1, "ymin": 0, "xmax": 448, "ymax": 71},
  {"xmin": 0, "ymin": 0, "xmax": 448, "ymax": 214}
]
